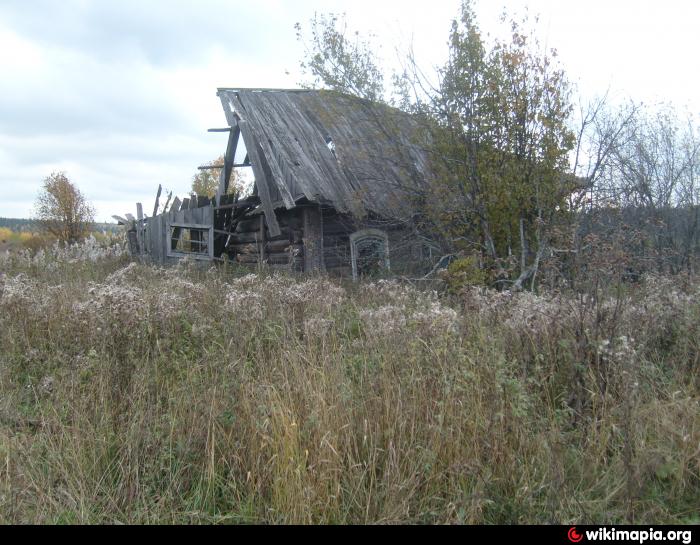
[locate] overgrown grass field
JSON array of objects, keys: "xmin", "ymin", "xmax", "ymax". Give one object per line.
[{"xmin": 0, "ymin": 244, "xmax": 698, "ymax": 524}]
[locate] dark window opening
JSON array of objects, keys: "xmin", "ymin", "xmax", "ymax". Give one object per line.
[
  {"xmin": 169, "ymin": 226, "xmax": 211, "ymax": 257},
  {"xmin": 350, "ymin": 229, "xmax": 390, "ymax": 280}
]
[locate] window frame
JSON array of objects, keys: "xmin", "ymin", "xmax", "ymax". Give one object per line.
[
  {"xmin": 165, "ymin": 221, "xmax": 214, "ymax": 260},
  {"xmin": 349, "ymin": 228, "xmax": 390, "ymax": 280}
]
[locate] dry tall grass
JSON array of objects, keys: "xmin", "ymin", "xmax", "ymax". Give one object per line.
[{"xmin": 0, "ymin": 248, "xmax": 698, "ymax": 524}]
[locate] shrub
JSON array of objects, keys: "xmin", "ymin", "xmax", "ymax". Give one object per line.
[
  {"xmin": 0, "ymin": 227, "xmax": 11, "ymax": 243},
  {"xmin": 441, "ymin": 255, "xmax": 488, "ymax": 292}
]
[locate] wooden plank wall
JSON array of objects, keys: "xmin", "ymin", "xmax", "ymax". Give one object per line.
[{"xmin": 144, "ymin": 203, "xmax": 215, "ymax": 265}]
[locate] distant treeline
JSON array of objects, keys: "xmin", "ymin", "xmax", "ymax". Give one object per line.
[
  {"xmin": 575, "ymin": 205, "xmax": 700, "ymax": 277},
  {"xmin": 0, "ymin": 218, "xmax": 37, "ymax": 232},
  {"xmin": 0, "ymin": 217, "xmax": 120, "ymax": 234}
]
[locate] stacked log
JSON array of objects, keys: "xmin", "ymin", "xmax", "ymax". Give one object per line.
[{"xmin": 226, "ymin": 209, "xmax": 304, "ymax": 271}]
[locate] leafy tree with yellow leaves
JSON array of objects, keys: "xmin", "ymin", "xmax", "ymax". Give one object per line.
[
  {"xmin": 34, "ymin": 171, "xmax": 95, "ymax": 244},
  {"xmin": 191, "ymin": 155, "xmax": 242, "ymax": 198}
]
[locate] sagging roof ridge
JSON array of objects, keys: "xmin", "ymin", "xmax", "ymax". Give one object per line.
[{"xmin": 217, "ymin": 87, "xmax": 431, "ymax": 230}]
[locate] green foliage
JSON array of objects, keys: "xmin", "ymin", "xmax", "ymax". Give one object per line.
[
  {"xmin": 296, "ymin": 2, "xmax": 576, "ymax": 288},
  {"xmin": 425, "ymin": 1, "xmax": 575, "ymax": 281},
  {"xmin": 295, "ymin": 13, "xmax": 385, "ymax": 101},
  {"xmin": 442, "ymin": 255, "xmax": 488, "ymax": 292}
]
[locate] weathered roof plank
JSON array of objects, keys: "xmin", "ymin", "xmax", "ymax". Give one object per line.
[
  {"xmin": 218, "ymin": 88, "xmax": 430, "ymax": 222},
  {"xmin": 237, "ymin": 119, "xmax": 282, "ymax": 237}
]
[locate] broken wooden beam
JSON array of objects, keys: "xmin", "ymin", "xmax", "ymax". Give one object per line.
[
  {"xmin": 136, "ymin": 203, "xmax": 144, "ymax": 255},
  {"xmin": 214, "ymin": 200, "xmax": 260, "ymax": 211},
  {"xmin": 198, "ymin": 163, "xmax": 250, "ymax": 170},
  {"xmin": 162, "ymin": 191, "xmax": 172, "ymax": 214},
  {"xmin": 223, "ymin": 125, "xmax": 241, "ymax": 194},
  {"xmin": 152, "ymin": 184, "xmax": 162, "ymax": 217},
  {"xmin": 237, "ymin": 118, "xmax": 282, "ymax": 238}
]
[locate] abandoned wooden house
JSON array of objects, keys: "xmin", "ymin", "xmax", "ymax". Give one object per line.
[{"xmin": 120, "ymin": 88, "xmax": 439, "ymax": 278}]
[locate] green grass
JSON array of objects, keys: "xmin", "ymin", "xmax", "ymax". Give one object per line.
[{"xmin": 0, "ymin": 255, "xmax": 698, "ymax": 524}]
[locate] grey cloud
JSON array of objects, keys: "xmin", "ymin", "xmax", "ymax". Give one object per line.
[
  {"xmin": 0, "ymin": 0, "xmax": 377, "ymax": 221},
  {"xmin": 0, "ymin": 0, "xmax": 298, "ymax": 66},
  {"xmin": 0, "ymin": 131, "xmax": 211, "ymax": 165},
  {"xmin": 0, "ymin": 1, "xmax": 308, "ymax": 139},
  {"xmin": 0, "ymin": 53, "xmax": 196, "ymax": 137},
  {"xmin": 0, "ymin": 130, "xmax": 222, "ymax": 216}
]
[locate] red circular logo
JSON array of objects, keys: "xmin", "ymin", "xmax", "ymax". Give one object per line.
[{"xmin": 568, "ymin": 527, "xmax": 584, "ymax": 543}]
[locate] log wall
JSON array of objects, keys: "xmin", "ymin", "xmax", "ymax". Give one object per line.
[
  {"xmin": 226, "ymin": 208, "xmax": 305, "ymax": 271},
  {"xmin": 137, "ymin": 197, "xmax": 440, "ymax": 276}
]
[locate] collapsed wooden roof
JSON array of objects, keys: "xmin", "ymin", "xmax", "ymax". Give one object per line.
[{"xmin": 217, "ymin": 88, "xmax": 430, "ymax": 236}]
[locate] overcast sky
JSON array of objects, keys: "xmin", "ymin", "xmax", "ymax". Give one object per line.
[{"xmin": 1, "ymin": 0, "xmax": 698, "ymax": 222}]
